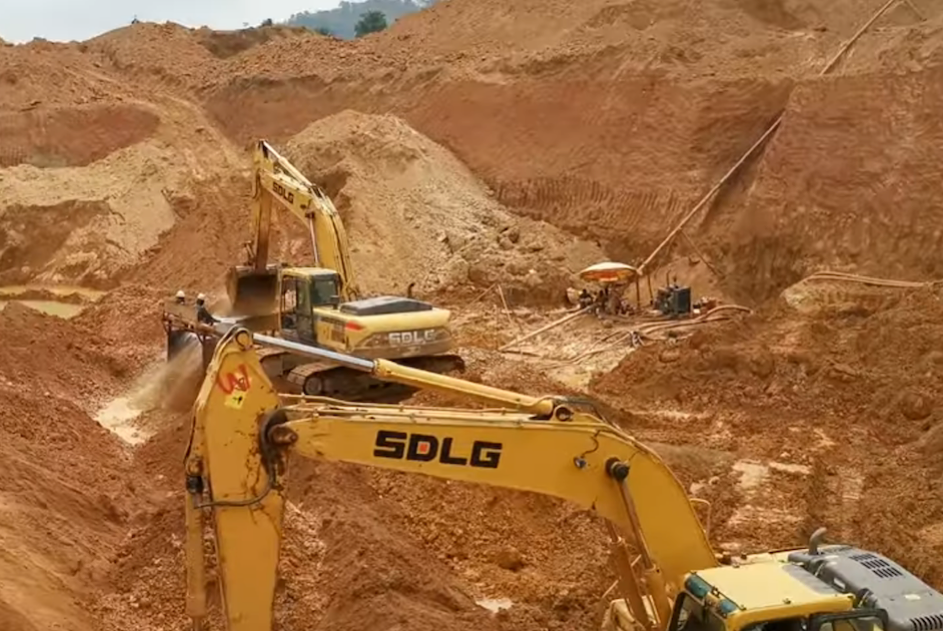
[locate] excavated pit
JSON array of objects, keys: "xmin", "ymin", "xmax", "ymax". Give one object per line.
[
  {"xmin": 0, "ymin": 104, "xmax": 161, "ymax": 168},
  {"xmin": 3, "ymin": 1, "xmax": 943, "ymax": 630}
]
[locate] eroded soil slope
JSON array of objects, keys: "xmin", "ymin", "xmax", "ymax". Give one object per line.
[
  {"xmin": 592, "ymin": 280, "xmax": 943, "ymax": 575},
  {"xmin": 3, "ymin": 0, "xmax": 943, "ymax": 630},
  {"xmin": 280, "ymin": 110, "xmax": 602, "ymax": 300}
]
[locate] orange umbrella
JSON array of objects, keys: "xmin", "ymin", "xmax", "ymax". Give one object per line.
[{"xmin": 578, "ymin": 261, "xmax": 639, "ymax": 284}]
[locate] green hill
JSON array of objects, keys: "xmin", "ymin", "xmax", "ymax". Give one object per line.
[{"xmin": 286, "ymin": 0, "xmax": 437, "ymax": 39}]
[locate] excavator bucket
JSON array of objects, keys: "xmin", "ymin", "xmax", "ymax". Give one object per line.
[{"xmin": 226, "ymin": 263, "xmax": 281, "ymax": 318}]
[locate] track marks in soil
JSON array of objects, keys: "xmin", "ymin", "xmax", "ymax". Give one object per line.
[{"xmin": 493, "ymin": 176, "xmax": 690, "ymax": 249}]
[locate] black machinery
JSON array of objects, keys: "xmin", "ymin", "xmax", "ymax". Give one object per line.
[{"xmin": 654, "ymin": 283, "xmax": 692, "ymax": 318}]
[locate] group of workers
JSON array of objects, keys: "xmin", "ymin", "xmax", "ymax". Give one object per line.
[{"xmin": 578, "ymin": 285, "xmax": 633, "ymax": 316}]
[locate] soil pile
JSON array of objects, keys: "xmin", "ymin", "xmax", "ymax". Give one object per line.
[
  {"xmin": 590, "ymin": 282, "xmax": 943, "ymax": 575},
  {"xmin": 0, "ymin": 304, "xmax": 148, "ymax": 631},
  {"xmin": 384, "ymin": 0, "xmax": 833, "ymax": 79},
  {"xmin": 0, "ymin": 386, "xmax": 133, "ymax": 631},
  {"xmin": 85, "ymin": 23, "xmax": 224, "ymax": 91},
  {"xmin": 280, "ymin": 111, "xmax": 603, "ymax": 301},
  {"xmin": 0, "ymin": 143, "xmax": 181, "ymax": 288},
  {"xmin": 3, "ymin": 1, "xmax": 943, "ymax": 630},
  {"xmin": 593, "ymin": 283, "xmax": 943, "ymax": 445},
  {"xmin": 0, "ymin": 94, "xmax": 244, "ymax": 291},
  {"xmin": 0, "ymin": 40, "xmax": 109, "ymax": 110},
  {"xmin": 187, "ymin": 0, "xmax": 943, "ymax": 292},
  {"xmin": 0, "ymin": 303, "xmax": 128, "ymax": 404}
]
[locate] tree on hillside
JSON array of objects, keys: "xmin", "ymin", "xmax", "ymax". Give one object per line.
[
  {"xmin": 314, "ymin": 26, "xmax": 335, "ymax": 36},
  {"xmin": 355, "ymin": 10, "xmax": 388, "ymax": 37},
  {"xmin": 286, "ymin": 0, "xmax": 436, "ymax": 40},
  {"xmin": 260, "ymin": 18, "xmax": 274, "ymax": 27}
]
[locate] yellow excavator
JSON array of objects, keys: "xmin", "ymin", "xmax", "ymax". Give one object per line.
[
  {"xmin": 185, "ymin": 327, "xmax": 943, "ymax": 631},
  {"xmin": 163, "ymin": 140, "xmax": 464, "ymax": 400}
]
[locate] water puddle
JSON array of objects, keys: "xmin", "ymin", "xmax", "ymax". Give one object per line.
[
  {"xmin": 0, "ymin": 284, "xmax": 106, "ymax": 319},
  {"xmin": 94, "ymin": 397, "xmax": 151, "ymax": 446},
  {"xmin": 94, "ymin": 344, "xmax": 202, "ymax": 446},
  {"xmin": 0, "ymin": 285, "xmax": 106, "ymax": 299},
  {"xmin": 477, "ymin": 597, "xmax": 513, "ymax": 613},
  {"xmin": 0, "ymin": 300, "xmax": 87, "ymax": 318}
]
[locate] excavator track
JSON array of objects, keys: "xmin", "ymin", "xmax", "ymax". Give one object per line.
[
  {"xmin": 268, "ymin": 351, "xmax": 466, "ymax": 402},
  {"xmin": 167, "ymin": 324, "xmax": 465, "ymax": 404}
]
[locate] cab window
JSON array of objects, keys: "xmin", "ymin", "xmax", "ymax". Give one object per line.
[
  {"xmin": 744, "ymin": 611, "xmax": 886, "ymax": 631},
  {"xmin": 744, "ymin": 617, "xmax": 807, "ymax": 631},
  {"xmin": 671, "ymin": 594, "xmax": 726, "ymax": 631},
  {"xmin": 310, "ymin": 277, "xmax": 339, "ymax": 307},
  {"xmin": 281, "ymin": 279, "xmax": 298, "ymax": 329},
  {"xmin": 282, "ymin": 280, "xmax": 298, "ymax": 311}
]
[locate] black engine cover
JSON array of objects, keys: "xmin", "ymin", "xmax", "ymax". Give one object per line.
[{"xmin": 339, "ymin": 296, "xmax": 434, "ymax": 316}]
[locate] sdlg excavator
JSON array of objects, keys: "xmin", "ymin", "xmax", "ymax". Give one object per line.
[
  {"xmin": 163, "ymin": 140, "xmax": 464, "ymax": 400},
  {"xmin": 185, "ymin": 327, "xmax": 943, "ymax": 631}
]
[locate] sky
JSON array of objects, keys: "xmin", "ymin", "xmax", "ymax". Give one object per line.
[{"xmin": 0, "ymin": 0, "xmax": 341, "ymax": 44}]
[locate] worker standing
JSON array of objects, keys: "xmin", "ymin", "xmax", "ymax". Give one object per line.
[
  {"xmin": 594, "ymin": 287, "xmax": 608, "ymax": 316},
  {"xmin": 607, "ymin": 287, "xmax": 621, "ymax": 315}
]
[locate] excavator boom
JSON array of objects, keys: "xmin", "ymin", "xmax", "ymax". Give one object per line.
[
  {"xmin": 180, "ymin": 317, "xmax": 578, "ymax": 417},
  {"xmin": 184, "ymin": 327, "xmax": 717, "ymax": 631},
  {"xmin": 231, "ymin": 140, "xmax": 359, "ymax": 314}
]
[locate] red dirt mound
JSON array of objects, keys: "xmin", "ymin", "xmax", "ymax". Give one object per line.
[
  {"xmin": 0, "ymin": 40, "xmax": 111, "ymax": 110},
  {"xmin": 593, "ymin": 288, "xmax": 943, "ymax": 446},
  {"xmin": 0, "ymin": 386, "xmax": 135, "ymax": 631},
  {"xmin": 718, "ymin": 67, "xmax": 943, "ymax": 301},
  {"xmin": 0, "ymin": 303, "xmax": 130, "ymax": 405},
  {"xmin": 0, "ymin": 104, "xmax": 160, "ymax": 168},
  {"xmin": 0, "ymin": 301, "xmax": 155, "ymax": 631},
  {"xmin": 591, "ymin": 285, "xmax": 943, "ymax": 580},
  {"xmin": 280, "ymin": 111, "xmax": 602, "ymax": 300}
]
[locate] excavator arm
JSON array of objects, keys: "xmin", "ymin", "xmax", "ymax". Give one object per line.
[
  {"xmin": 184, "ymin": 328, "xmax": 718, "ymax": 631},
  {"xmin": 231, "ymin": 140, "xmax": 360, "ymax": 311}
]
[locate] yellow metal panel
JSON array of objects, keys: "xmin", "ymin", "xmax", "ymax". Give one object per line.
[
  {"xmin": 286, "ymin": 408, "xmax": 718, "ymax": 593},
  {"xmin": 191, "ymin": 332, "xmax": 285, "ymax": 631},
  {"xmin": 698, "ymin": 563, "xmax": 852, "ymax": 611}
]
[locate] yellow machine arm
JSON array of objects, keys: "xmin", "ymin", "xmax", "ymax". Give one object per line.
[
  {"xmin": 248, "ymin": 139, "xmax": 360, "ymax": 300},
  {"xmin": 184, "ymin": 328, "xmax": 718, "ymax": 631}
]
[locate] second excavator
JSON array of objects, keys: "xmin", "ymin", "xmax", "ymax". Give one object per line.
[
  {"xmin": 163, "ymin": 140, "xmax": 465, "ymax": 400},
  {"xmin": 185, "ymin": 327, "xmax": 943, "ymax": 631}
]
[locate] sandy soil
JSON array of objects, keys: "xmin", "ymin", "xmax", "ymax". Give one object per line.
[{"xmin": 3, "ymin": 0, "xmax": 943, "ymax": 630}]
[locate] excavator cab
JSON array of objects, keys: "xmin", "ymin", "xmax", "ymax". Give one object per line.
[
  {"xmin": 278, "ymin": 268, "xmax": 342, "ymax": 339},
  {"xmin": 226, "ymin": 264, "xmax": 343, "ymax": 335}
]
